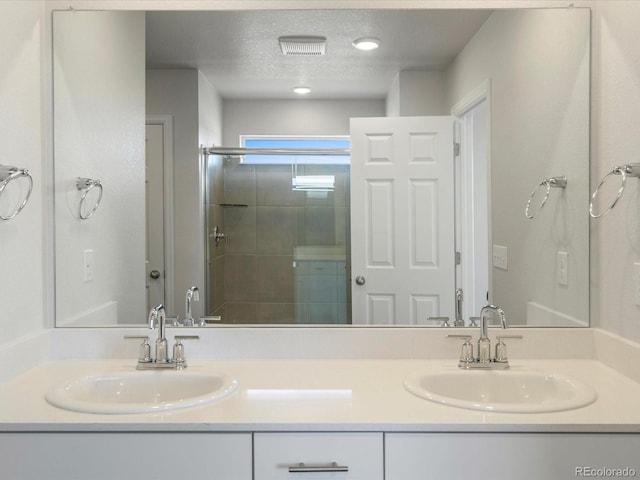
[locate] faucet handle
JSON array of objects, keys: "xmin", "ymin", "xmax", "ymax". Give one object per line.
[
  {"xmin": 469, "ymin": 316, "xmax": 480, "ymax": 327},
  {"xmin": 446, "ymin": 334, "xmax": 474, "ymax": 364},
  {"xmin": 173, "ymin": 335, "xmax": 200, "ymax": 369},
  {"xmin": 428, "ymin": 316, "xmax": 450, "ymax": 327},
  {"xmin": 494, "ymin": 335, "xmax": 523, "ymax": 363},
  {"xmin": 124, "ymin": 335, "xmax": 151, "ymax": 363}
]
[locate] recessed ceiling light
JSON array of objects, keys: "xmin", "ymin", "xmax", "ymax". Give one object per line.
[
  {"xmin": 293, "ymin": 86, "xmax": 311, "ymax": 95},
  {"xmin": 352, "ymin": 37, "xmax": 380, "ymax": 51}
]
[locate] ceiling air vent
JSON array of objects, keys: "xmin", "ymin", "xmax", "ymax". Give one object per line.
[{"xmin": 278, "ymin": 36, "xmax": 327, "ymax": 56}]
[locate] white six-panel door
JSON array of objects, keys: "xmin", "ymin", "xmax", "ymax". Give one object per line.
[{"xmin": 350, "ymin": 116, "xmax": 455, "ymax": 325}]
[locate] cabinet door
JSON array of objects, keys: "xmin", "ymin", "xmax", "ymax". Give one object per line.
[
  {"xmin": 254, "ymin": 432, "xmax": 383, "ymax": 480},
  {"xmin": 385, "ymin": 433, "xmax": 640, "ymax": 480},
  {"xmin": 1, "ymin": 433, "xmax": 252, "ymax": 480}
]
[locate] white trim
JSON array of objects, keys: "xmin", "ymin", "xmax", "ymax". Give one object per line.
[
  {"xmin": 451, "ymin": 79, "xmax": 492, "ymax": 320},
  {"xmin": 45, "ymin": 1, "xmax": 596, "ymax": 12},
  {"xmin": 450, "ymin": 80, "xmax": 491, "ymax": 119},
  {"xmin": 453, "ymin": 118, "xmax": 462, "ymax": 319},
  {"xmin": 145, "ymin": 115, "xmax": 175, "ymax": 314}
]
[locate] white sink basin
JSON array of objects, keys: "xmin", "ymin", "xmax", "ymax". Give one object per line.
[
  {"xmin": 46, "ymin": 371, "xmax": 237, "ymax": 414},
  {"xmin": 404, "ymin": 369, "xmax": 597, "ymax": 413}
]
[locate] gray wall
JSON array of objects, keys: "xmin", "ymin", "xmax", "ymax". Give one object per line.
[
  {"xmin": 53, "ymin": 11, "xmax": 146, "ymax": 326},
  {"xmin": 386, "ymin": 70, "xmax": 448, "ymax": 116},
  {"xmin": 595, "ymin": 0, "xmax": 640, "ymax": 339},
  {"xmin": 223, "ymin": 99, "xmax": 385, "ymax": 146},
  {"xmin": 445, "ymin": 9, "xmax": 591, "ymax": 325},
  {"xmin": 0, "ymin": 1, "xmax": 45, "ymax": 347}
]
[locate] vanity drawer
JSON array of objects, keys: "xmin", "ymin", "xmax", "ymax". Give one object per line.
[
  {"xmin": 1, "ymin": 432, "xmax": 252, "ymax": 480},
  {"xmin": 385, "ymin": 433, "xmax": 640, "ymax": 480},
  {"xmin": 254, "ymin": 432, "xmax": 383, "ymax": 480}
]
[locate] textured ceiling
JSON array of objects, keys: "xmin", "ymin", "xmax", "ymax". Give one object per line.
[{"xmin": 146, "ymin": 9, "xmax": 493, "ymax": 100}]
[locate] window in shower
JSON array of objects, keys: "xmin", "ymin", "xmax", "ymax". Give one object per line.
[
  {"xmin": 240, "ymin": 136, "xmax": 350, "ymax": 165},
  {"xmin": 207, "ymin": 136, "xmax": 352, "ymax": 325}
]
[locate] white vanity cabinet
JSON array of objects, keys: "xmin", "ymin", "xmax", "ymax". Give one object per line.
[
  {"xmin": 254, "ymin": 432, "xmax": 383, "ymax": 480},
  {"xmin": 0, "ymin": 432, "xmax": 252, "ymax": 480},
  {"xmin": 385, "ymin": 433, "xmax": 640, "ymax": 480}
]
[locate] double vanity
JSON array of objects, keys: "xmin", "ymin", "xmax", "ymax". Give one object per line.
[
  {"xmin": 2, "ymin": 327, "xmax": 640, "ymax": 479},
  {"xmin": 46, "ymin": 306, "xmax": 597, "ymax": 417},
  {"xmin": 44, "ymin": 362, "xmax": 596, "ymax": 417}
]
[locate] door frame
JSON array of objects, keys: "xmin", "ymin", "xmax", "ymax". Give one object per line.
[
  {"xmin": 451, "ymin": 79, "xmax": 492, "ymax": 321},
  {"xmin": 146, "ymin": 115, "xmax": 175, "ymax": 313}
]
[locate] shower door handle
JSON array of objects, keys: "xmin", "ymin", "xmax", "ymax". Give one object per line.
[{"xmin": 212, "ymin": 225, "xmax": 227, "ymax": 247}]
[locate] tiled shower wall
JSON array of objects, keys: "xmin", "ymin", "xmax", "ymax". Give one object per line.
[
  {"xmin": 206, "ymin": 154, "xmax": 225, "ymax": 317},
  {"xmin": 207, "ymin": 162, "xmax": 351, "ymax": 324}
]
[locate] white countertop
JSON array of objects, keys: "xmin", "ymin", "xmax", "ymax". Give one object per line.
[{"xmin": 2, "ymin": 358, "xmax": 640, "ymax": 433}]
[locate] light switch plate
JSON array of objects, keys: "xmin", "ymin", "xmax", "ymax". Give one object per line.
[{"xmin": 492, "ymin": 245, "xmax": 508, "ymax": 270}]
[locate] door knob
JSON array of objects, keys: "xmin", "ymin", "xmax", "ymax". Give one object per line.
[
  {"xmin": 355, "ymin": 275, "xmax": 366, "ymax": 286},
  {"xmin": 149, "ymin": 269, "xmax": 161, "ymax": 279}
]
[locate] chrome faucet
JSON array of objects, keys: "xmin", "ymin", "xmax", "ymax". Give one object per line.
[
  {"xmin": 448, "ymin": 304, "xmax": 517, "ymax": 370},
  {"xmin": 149, "ymin": 304, "xmax": 169, "ymax": 363},
  {"xmin": 477, "ymin": 304, "xmax": 507, "ymax": 363},
  {"xmin": 124, "ymin": 304, "xmax": 200, "ymax": 370},
  {"xmin": 184, "ymin": 286, "xmax": 200, "ymax": 327}
]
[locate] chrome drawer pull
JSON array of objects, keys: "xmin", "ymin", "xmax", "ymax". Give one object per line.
[{"xmin": 288, "ymin": 462, "xmax": 349, "ymax": 473}]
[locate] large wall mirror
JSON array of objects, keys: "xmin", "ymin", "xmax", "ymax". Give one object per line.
[{"xmin": 52, "ymin": 7, "xmax": 590, "ymax": 328}]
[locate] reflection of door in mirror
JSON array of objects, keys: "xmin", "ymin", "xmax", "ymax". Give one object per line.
[
  {"xmin": 145, "ymin": 124, "xmax": 166, "ymax": 312},
  {"xmin": 145, "ymin": 116, "xmax": 175, "ymax": 315},
  {"xmin": 350, "ymin": 116, "xmax": 456, "ymax": 325}
]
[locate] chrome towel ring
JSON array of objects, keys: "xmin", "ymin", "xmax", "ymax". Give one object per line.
[
  {"xmin": 76, "ymin": 177, "xmax": 103, "ymax": 219},
  {"xmin": 0, "ymin": 165, "xmax": 33, "ymax": 221},
  {"xmin": 590, "ymin": 163, "xmax": 640, "ymax": 218},
  {"xmin": 525, "ymin": 175, "xmax": 567, "ymax": 219}
]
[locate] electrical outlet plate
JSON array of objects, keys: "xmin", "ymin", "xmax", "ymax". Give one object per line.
[
  {"xmin": 83, "ymin": 249, "xmax": 94, "ymax": 282},
  {"xmin": 557, "ymin": 251, "xmax": 569, "ymax": 286}
]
